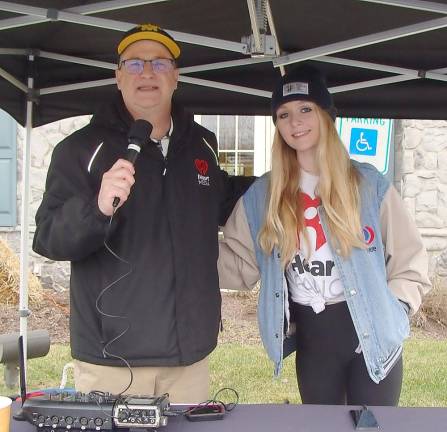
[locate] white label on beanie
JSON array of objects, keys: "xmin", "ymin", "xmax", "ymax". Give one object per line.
[{"xmin": 283, "ymin": 81, "xmax": 309, "ymax": 96}]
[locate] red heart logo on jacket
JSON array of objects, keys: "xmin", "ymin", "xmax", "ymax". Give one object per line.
[{"xmin": 195, "ymin": 159, "xmax": 209, "ymax": 176}]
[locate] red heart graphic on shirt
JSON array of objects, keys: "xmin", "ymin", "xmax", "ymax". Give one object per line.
[
  {"xmin": 301, "ymin": 192, "xmax": 326, "ymax": 251},
  {"xmin": 195, "ymin": 159, "xmax": 209, "ymax": 176}
]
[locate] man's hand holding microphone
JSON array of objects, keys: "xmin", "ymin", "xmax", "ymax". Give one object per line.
[{"xmin": 98, "ymin": 120, "xmax": 153, "ymax": 216}]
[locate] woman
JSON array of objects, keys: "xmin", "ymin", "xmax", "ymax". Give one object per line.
[{"xmin": 218, "ymin": 65, "xmax": 431, "ymax": 406}]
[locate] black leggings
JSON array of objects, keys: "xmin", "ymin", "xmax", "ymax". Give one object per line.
[{"xmin": 290, "ymin": 301, "xmax": 403, "ymax": 406}]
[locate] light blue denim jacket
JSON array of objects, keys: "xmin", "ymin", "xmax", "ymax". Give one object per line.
[{"xmin": 242, "ymin": 161, "xmax": 409, "ymax": 383}]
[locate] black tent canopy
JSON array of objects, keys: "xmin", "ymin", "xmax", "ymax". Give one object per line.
[{"xmin": 1, "ymin": 0, "xmax": 447, "ymax": 128}]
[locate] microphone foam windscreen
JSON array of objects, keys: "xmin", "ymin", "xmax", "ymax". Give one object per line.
[{"xmin": 128, "ymin": 119, "xmax": 153, "ymax": 145}]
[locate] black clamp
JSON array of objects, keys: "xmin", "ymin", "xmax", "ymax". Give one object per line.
[
  {"xmin": 418, "ymin": 70, "xmax": 427, "ymax": 79},
  {"xmin": 46, "ymin": 8, "xmax": 59, "ymax": 21},
  {"xmin": 26, "ymin": 89, "xmax": 39, "ymax": 104}
]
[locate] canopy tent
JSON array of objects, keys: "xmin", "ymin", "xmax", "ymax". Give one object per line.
[
  {"xmin": 1, "ymin": 0, "xmax": 447, "ymax": 366},
  {"xmin": 1, "ymin": 0, "xmax": 447, "ymax": 128}
]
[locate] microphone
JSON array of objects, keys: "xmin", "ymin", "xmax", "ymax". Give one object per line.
[{"xmin": 112, "ymin": 119, "xmax": 153, "ymax": 208}]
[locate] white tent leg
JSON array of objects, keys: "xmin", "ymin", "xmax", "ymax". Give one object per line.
[{"xmin": 19, "ymin": 53, "xmax": 34, "ymax": 377}]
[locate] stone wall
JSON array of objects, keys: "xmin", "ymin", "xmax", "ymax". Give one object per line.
[
  {"xmin": 1, "ymin": 117, "xmax": 447, "ymax": 291},
  {"xmin": 0, "ymin": 116, "xmax": 90, "ymax": 291},
  {"xmin": 394, "ymin": 120, "xmax": 447, "ymax": 279}
]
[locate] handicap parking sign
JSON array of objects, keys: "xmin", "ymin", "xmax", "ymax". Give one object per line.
[
  {"xmin": 336, "ymin": 118, "xmax": 393, "ymax": 175},
  {"xmin": 349, "ymin": 128, "xmax": 377, "ymax": 156}
]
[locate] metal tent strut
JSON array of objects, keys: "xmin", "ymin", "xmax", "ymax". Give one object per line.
[
  {"xmin": 0, "ymin": 0, "xmax": 446, "ymax": 100},
  {"xmin": 273, "ymin": 14, "xmax": 447, "ymax": 67},
  {"xmin": 359, "ymin": 0, "xmax": 447, "ymax": 14},
  {"xmin": 0, "ymin": 0, "xmax": 247, "ymax": 53}
]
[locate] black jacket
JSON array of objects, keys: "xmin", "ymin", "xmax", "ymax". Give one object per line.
[{"xmin": 33, "ymin": 94, "xmax": 253, "ymax": 366}]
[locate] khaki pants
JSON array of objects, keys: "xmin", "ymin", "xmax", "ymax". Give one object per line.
[{"xmin": 73, "ymin": 357, "xmax": 209, "ymax": 404}]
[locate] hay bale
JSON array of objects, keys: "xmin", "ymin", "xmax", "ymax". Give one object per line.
[
  {"xmin": 0, "ymin": 238, "xmax": 43, "ymax": 306},
  {"xmin": 419, "ymin": 273, "xmax": 447, "ymax": 326},
  {"xmin": 413, "ymin": 251, "xmax": 447, "ymax": 329}
]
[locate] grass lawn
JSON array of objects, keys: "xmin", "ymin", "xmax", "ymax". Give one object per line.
[{"xmin": 0, "ymin": 339, "xmax": 446, "ymax": 406}]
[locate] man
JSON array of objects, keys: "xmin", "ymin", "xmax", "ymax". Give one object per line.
[{"xmin": 33, "ymin": 23, "xmax": 253, "ymax": 402}]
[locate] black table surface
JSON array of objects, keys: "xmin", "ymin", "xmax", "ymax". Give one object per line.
[{"xmin": 11, "ymin": 401, "xmax": 447, "ymax": 432}]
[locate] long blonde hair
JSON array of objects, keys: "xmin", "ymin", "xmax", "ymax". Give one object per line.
[{"xmin": 258, "ymin": 107, "xmax": 365, "ymax": 267}]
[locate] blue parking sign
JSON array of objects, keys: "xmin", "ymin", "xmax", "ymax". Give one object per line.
[{"xmin": 349, "ymin": 128, "xmax": 377, "ymax": 156}]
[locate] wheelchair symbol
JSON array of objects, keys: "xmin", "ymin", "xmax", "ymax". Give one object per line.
[
  {"xmin": 355, "ymin": 132, "xmax": 372, "ymax": 152},
  {"xmin": 349, "ymin": 128, "xmax": 377, "ymax": 156}
]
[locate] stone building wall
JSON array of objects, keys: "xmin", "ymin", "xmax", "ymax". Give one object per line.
[
  {"xmin": 0, "ymin": 116, "xmax": 90, "ymax": 291},
  {"xmin": 1, "ymin": 117, "xmax": 447, "ymax": 291},
  {"xmin": 394, "ymin": 120, "xmax": 447, "ymax": 279}
]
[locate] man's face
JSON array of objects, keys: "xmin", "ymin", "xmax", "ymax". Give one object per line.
[{"xmin": 116, "ymin": 40, "xmax": 179, "ymax": 117}]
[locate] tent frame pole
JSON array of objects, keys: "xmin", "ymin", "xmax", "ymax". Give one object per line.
[
  {"xmin": 359, "ymin": 0, "xmax": 447, "ymax": 14},
  {"xmin": 0, "ymin": 0, "xmax": 247, "ymax": 53},
  {"xmin": 0, "ymin": 0, "xmax": 169, "ymax": 30},
  {"xmin": 18, "ymin": 53, "xmax": 35, "ymax": 377},
  {"xmin": 0, "ymin": 0, "xmax": 447, "ymax": 113},
  {"xmin": 273, "ymin": 15, "xmax": 447, "ymax": 67}
]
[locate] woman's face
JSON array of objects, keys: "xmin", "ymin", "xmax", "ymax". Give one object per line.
[{"xmin": 276, "ymin": 100, "xmax": 321, "ymax": 159}]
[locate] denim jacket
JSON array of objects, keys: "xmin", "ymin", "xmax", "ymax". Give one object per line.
[{"xmin": 239, "ymin": 161, "xmax": 423, "ymax": 383}]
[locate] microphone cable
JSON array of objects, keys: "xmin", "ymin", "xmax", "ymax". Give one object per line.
[
  {"xmin": 92, "ymin": 119, "xmax": 153, "ymax": 396},
  {"xmin": 93, "ymin": 209, "xmax": 134, "ymax": 396},
  {"xmin": 92, "ymin": 120, "xmax": 153, "ymax": 396}
]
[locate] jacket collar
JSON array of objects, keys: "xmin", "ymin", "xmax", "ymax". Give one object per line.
[{"xmin": 90, "ymin": 92, "xmax": 193, "ymax": 156}]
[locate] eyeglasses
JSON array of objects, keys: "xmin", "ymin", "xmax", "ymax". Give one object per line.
[{"xmin": 119, "ymin": 58, "xmax": 175, "ymax": 75}]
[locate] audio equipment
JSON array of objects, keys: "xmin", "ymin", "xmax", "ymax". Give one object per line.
[
  {"xmin": 14, "ymin": 322, "xmax": 170, "ymax": 431},
  {"xmin": 114, "ymin": 395, "xmax": 169, "ymax": 428},
  {"xmin": 20, "ymin": 392, "xmax": 170, "ymax": 431}
]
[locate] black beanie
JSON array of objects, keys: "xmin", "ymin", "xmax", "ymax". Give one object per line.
[{"xmin": 271, "ymin": 64, "xmax": 336, "ymax": 123}]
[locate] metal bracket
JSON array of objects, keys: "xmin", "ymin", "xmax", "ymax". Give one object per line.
[
  {"xmin": 46, "ymin": 8, "xmax": 59, "ymax": 21},
  {"xmin": 19, "ymin": 308, "xmax": 31, "ymax": 318},
  {"xmin": 241, "ymin": 34, "xmax": 276, "ymax": 57}
]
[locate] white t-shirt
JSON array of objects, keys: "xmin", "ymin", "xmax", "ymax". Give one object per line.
[
  {"xmin": 286, "ymin": 170, "xmax": 345, "ymax": 314},
  {"xmin": 155, "ymin": 117, "xmax": 173, "ymax": 157}
]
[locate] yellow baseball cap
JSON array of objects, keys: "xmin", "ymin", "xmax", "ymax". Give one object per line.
[{"xmin": 117, "ymin": 23, "xmax": 180, "ymax": 59}]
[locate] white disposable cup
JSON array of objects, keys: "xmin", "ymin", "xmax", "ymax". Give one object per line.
[{"xmin": 0, "ymin": 396, "xmax": 12, "ymax": 432}]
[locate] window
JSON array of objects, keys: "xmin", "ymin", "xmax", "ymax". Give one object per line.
[{"xmin": 202, "ymin": 115, "xmax": 255, "ymax": 176}]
